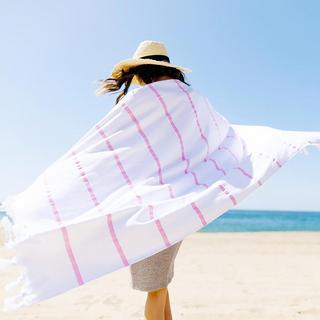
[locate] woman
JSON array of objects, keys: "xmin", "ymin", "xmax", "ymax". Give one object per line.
[
  {"xmin": 1, "ymin": 40, "xmax": 320, "ymax": 317},
  {"xmin": 96, "ymin": 40, "xmax": 192, "ymax": 320}
]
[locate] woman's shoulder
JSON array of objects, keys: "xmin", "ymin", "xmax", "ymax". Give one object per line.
[{"xmin": 124, "ymin": 80, "xmax": 207, "ymax": 104}]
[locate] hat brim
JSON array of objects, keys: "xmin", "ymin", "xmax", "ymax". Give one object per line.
[{"xmin": 111, "ymin": 58, "xmax": 192, "ymax": 85}]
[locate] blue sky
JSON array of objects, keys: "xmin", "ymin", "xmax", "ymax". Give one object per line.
[{"xmin": 0, "ymin": 1, "xmax": 319, "ymax": 211}]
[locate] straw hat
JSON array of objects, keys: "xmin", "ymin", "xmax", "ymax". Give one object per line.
[{"xmin": 110, "ymin": 40, "xmax": 192, "ymax": 85}]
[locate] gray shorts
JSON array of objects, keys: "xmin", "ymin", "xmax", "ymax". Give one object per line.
[{"xmin": 129, "ymin": 240, "xmax": 183, "ymax": 292}]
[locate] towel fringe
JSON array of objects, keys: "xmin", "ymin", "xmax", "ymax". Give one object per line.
[
  {"xmin": 1, "ymin": 215, "xmax": 16, "ymax": 249},
  {"xmin": 2, "ymin": 267, "xmax": 35, "ymax": 312},
  {"xmin": 0, "ymin": 257, "xmax": 17, "ymax": 271}
]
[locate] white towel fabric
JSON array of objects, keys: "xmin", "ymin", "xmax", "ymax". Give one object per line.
[{"xmin": 1, "ymin": 78, "xmax": 320, "ymax": 312}]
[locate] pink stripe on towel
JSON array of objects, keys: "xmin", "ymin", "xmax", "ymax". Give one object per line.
[
  {"xmin": 71, "ymin": 149, "xmax": 129, "ymax": 267},
  {"xmin": 43, "ymin": 174, "xmax": 84, "ymax": 285}
]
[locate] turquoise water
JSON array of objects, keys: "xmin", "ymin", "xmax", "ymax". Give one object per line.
[
  {"xmin": 199, "ymin": 209, "xmax": 320, "ymax": 232},
  {"xmin": 1, "ymin": 209, "xmax": 320, "ymax": 232}
]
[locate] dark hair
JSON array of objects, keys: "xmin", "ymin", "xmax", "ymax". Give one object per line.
[{"xmin": 95, "ymin": 64, "xmax": 191, "ymax": 104}]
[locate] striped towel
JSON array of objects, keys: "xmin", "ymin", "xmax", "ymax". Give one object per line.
[{"xmin": 1, "ymin": 78, "xmax": 320, "ymax": 311}]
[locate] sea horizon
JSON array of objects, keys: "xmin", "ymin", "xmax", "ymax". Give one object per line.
[{"xmin": 198, "ymin": 209, "xmax": 320, "ymax": 232}]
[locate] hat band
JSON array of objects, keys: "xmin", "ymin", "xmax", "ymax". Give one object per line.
[{"xmin": 139, "ymin": 54, "xmax": 171, "ymax": 63}]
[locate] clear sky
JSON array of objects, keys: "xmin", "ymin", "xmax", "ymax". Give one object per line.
[{"xmin": 0, "ymin": 1, "xmax": 319, "ymax": 211}]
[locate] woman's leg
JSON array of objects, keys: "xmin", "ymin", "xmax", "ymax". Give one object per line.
[
  {"xmin": 144, "ymin": 287, "xmax": 168, "ymax": 320},
  {"xmin": 164, "ymin": 288, "xmax": 172, "ymax": 320}
]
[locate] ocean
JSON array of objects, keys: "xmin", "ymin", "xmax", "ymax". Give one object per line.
[
  {"xmin": 1, "ymin": 209, "xmax": 320, "ymax": 232},
  {"xmin": 199, "ymin": 209, "xmax": 320, "ymax": 232}
]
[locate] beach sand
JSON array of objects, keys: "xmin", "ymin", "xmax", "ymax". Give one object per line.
[{"xmin": 1, "ymin": 230, "xmax": 320, "ymax": 319}]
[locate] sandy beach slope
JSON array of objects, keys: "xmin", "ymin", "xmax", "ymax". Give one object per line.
[{"xmin": 1, "ymin": 230, "xmax": 319, "ymax": 319}]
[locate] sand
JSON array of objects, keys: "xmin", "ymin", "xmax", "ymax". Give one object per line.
[{"xmin": 1, "ymin": 230, "xmax": 320, "ymax": 319}]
